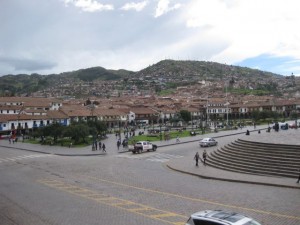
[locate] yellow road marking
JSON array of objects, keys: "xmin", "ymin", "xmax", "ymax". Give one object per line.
[
  {"xmin": 152, "ymin": 213, "xmax": 178, "ymax": 218},
  {"xmin": 84, "ymin": 176, "xmax": 300, "ymax": 221},
  {"xmin": 38, "ymin": 179, "xmax": 187, "ymax": 225}
]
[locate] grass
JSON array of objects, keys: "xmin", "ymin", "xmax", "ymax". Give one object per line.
[{"xmin": 128, "ymin": 129, "xmax": 208, "ymax": 144}]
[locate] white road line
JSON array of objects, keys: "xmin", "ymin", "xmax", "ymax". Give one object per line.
[
  {"xmin": 0, "ymin": 154, "xmax": 54, "ymax": 163},
  {"xmin": 116, "ymin": 153, "xmax": 183, "ymax": 163},
  {"xmin": 158, "ymin": 153, "xmax": 183, "ymax": 158}
]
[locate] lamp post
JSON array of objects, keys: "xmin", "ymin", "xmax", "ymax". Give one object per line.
[
  {"xmin": 159, "ymin": 123, "xmax": 162, "ymax": 141},
  {"xmin": 224, "ymin": 101, "xmax": 230, "ymax": 127}
]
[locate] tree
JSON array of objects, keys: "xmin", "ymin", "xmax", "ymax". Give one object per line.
[
  {"xmin": 41, "ymin": 123, "xmax": 63, "ymax": 142},
  {"xmin": 64, "ymin": 122, "xmax": 89, "ymax": 144},
  {"xmin": 179, "ymin": 110, "xmax": 191, "ymax": 124},
  {"xmin": 251, "ymin": 110, "xmax": 260, "ymax": 122},
  {"xmin": 87, "ymin": 120, "xmax": 107, "ymax": 136}
]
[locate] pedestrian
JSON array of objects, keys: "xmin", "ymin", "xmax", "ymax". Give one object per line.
[
  {"xmin": 117, "ymin": 140, "xmax": 120, "ymax": 150},
  {"xmin": 69, "ymin": 142, "xmax": 72, "ymax": 148},
  {"xmin": 102, "ymin": 143, "xmax": 106, "ymax": 152},
  {"xmin": 297, "ymin": 169, "xmax": 300, "ymax": 183},
  {"xmin": 95, "ymin": 140, "xmax": 98, "ymax": 150},
  {"xmin": 194, "ymin": 152, "xmax": 200, "ymax": 166},
  {"xmin": 9, "ymin": 138, "xmax": 11, "ymax": 144},
  {"xmin": 202, "ymin": 150, "xmax": 207, "ymax": 165},
  {"xmin": 176, "ymin": 136, "xmax": 180, "ymax": 143},
  {"xmin": 98, "ymin": 141, "xmax": 102, "ymax": 150}
]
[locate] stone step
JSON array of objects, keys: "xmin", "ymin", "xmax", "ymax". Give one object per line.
[
  {"xmin": 205, "ymin": 138, "xmax": 300, "ymax": 178},
  {"xmin": 207, "ymin": 154, "xmax": 299, "ymax": 178},
  {"xmin": 236, "ymin": 139, "xmax": 300, "ymax": 151},
  {"xmin": 217, "ymin": 148, "xmax": 300, "ymax": 165},
  {"xmin": 211, "ymin": 151, "xmax": 300, "ymax": 171},
  {"xmin": 205, "ymin": 159, "xmax": 298, "ymax": 178},
  {"xmin": 231, "ymin": 142, "xmax": 300, "ymax": 155},
  {"xmin": 223, "ymin": 145, "xmax": 300, "ymax": 159}
]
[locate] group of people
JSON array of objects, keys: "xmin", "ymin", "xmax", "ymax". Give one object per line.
[
  {"xmin": 92, "ymin": 140, "xmax": 106, "ymax": 152},
  {"xmin": 194, "ymin": 150, "xmax": 207, "ymax": 166}
]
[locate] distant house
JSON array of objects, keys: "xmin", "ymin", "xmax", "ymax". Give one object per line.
[{"xmin": 130, "ymin": 107, "xmax": 159, "ymax": 125}]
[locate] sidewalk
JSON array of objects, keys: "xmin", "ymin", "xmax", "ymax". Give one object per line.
[
  {"xmin": 1, "ymin": 125, "xmax": 300, "ymax": 189},
  {"xmin": 0, "ymin": 140, "xmax": 108, "ymax": 156}
]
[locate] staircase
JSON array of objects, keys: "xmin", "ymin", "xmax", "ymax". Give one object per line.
[{"xmin": 206, "ymin": 139, "xmax": 300, "ymax": 178}]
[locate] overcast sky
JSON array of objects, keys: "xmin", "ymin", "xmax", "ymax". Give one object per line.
[{"xmin": 1, "ymin": 0, "xmax": 300, "ymax": 76}]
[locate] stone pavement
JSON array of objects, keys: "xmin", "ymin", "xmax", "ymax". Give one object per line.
[{"xmin": 1, "ymin": 124, "xmax": 300, "ymax": 189}]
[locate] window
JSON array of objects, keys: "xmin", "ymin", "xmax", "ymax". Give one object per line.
[{"xmin": 193, "ymin": 219, "xmax": 222, "ymax": 225}]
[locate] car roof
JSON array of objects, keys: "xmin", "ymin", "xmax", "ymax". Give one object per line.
[
  {"xmin": 201, "ymin": 138, "xmax": 213, "ymax": 141},
  {"xmin": 190, "ymin": 210, "xmax": 255, "ymax": 225}
]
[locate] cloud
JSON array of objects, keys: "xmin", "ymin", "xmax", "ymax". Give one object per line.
[
  {"xmin": 182, "ymin": 0, "xmax": 300, "ymax": 69},
  {"xmin": 0, "ymin": 56, "xmax": 56, "ymax": 75},
  {"xmin": 63, "ymin": 0, "xmax": 114, "ymax": 12},
  {"xmin": 121, "ymin": 1, "xmax": 148, "ymax": 12},
  {"xmin": 154, "ymin": 0, "xmax": 181, "ymax": 18}
]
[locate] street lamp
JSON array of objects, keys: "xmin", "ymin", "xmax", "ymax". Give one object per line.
[
  {"xmin": 224, "ymin": 101, "xmax": 230, "ymax": 127},
  {"xmin": 159, "ymin": 123, "xmax": 162, "ymax": 141}
]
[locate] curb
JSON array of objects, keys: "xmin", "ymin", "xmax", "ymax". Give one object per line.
[
  {"xmin": 0, "ymin": 144, "xmax": 106, "ymax": 157},
  {"xmin": 165, "ymin": 163, "xmax": 300, "ymax": 189}
]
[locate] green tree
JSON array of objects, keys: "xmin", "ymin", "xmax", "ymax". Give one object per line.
[
  {"xmin": 64, "ymin": 122, "xmax": 89, "ymax": 144},
  {"xmin": 41, "ymin": 123, "xmax": 63, "ymax": 142},
  {"xmin": 179, "ymin": 110, "xmax": 191, "ymax": 124},
  {"xmin": 251, "ymin": 110, "xmax": 260, "ymax": 122},
  {"xmin": 87, "ymin": 120, "xmax": 107, "ymax": 136}
]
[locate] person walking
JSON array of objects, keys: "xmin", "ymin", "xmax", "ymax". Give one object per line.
[
  {"xmin": 176, "ymin": 136, "xmax": 180, "ymax": 143},
  {"xmin": 98, "ymin": 141, "xmax": 102, "ymax": 150},
  {"xmin": 203, "ymin": 150, "xmax": 207, "ymax": 165},
  {"xmin": 95, "ymin": 140, "xmax": 98, "ymax": 150},
  {"xmin": 102, "ymin": 143, "xmax": 106, "ymax": 152},
  {"xmin": 297, "ymin": 169, "xmax": 300, "ymax": 183},
  {"xmin": 117, "ymin": 140, "xmax": 121, "ymax": 150},
  {"xmin": 194, "ymin": 152, "xmax": 200, "ymax": 166}
]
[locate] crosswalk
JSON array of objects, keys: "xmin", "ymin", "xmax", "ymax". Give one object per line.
[
  {"xmin": 116, "ymin": 152, "xmax": 183, "ymax": 163},
  {"xmin": 0, "ymin": 154, "xmax": 54, "ymax": 163}
]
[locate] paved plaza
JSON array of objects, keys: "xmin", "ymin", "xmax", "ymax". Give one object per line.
[{"xmin": 1, "ymin": 124, "xmax": 300, "ymax": 189}]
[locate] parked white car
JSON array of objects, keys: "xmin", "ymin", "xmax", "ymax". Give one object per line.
[
  {"xmin": 199, "ymin": 137, "xmax": 218, "ymax": 147},
  {"xmin": 186, "ymin": 210, "xmax": 262, "ymax": 225}
]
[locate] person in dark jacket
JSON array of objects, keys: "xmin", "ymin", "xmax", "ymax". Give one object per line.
[
  {"xmin": 194, "ymin": 152, "xmax": 200, "ymax": 166},
  {"xmin": 202, "ymin": 150, "xmax": 207, "ymax": 165}
]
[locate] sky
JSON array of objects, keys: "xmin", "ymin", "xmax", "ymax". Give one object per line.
[{"xmin": 1, "ymin": 0, "xmax": 300, "ymax": 76}]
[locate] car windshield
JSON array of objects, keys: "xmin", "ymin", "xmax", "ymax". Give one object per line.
[{"xmin": 212, "ymin": 212, "xmax": 244, "ymax": 223}]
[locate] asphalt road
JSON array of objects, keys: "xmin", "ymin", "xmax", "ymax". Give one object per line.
[{"xmin": 0, "ymin": 134, "xmax": 300, "ymax": 225}]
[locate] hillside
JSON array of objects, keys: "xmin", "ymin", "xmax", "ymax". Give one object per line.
[
  {"xmin": 137, "ymin": 60, "xmax": 281, "ymax": 81},
  {"xmin": 0, "ymin": 67, "xmax": 134, "ymax": 96},
  {"xmin": 0, "ymin": 60, "xmax": 292, "ymax": 97}
]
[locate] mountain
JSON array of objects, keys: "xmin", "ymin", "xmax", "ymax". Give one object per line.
[
  {"xmin": 0, "ymin": 60, "xmax": 290, "ymax": 96},
  {"xmin": 137, "ymin": 60, "xmax": 281, "ymax": 80},
  {"xmin": 0, "ymin": 67, "xmax": 134, "ymax": 96}
]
